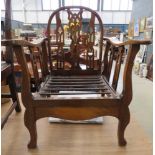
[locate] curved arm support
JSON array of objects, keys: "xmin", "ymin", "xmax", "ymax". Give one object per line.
[
  {"xmin": 103, "ymin": 37, "xmax": 151, "ymax": 105},
  {"xmin": 121, "ymin": 44, "xmax": 140, "ymax": 105}
]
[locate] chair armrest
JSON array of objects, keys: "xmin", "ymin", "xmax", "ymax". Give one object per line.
[
  {"xmin": 103, "ymin": 37, "xmax": 152, "ymax": 46},
  {"xmin": 1, "ymin": 37, "xmax": 48, "ymax": 47},
  {"xmin": 2, "ymin": 38, "xmax": 49, "ymax": 76},
  {"xmin": 1, "ymin": 38, "xmax": 49, "ymax": 107}
]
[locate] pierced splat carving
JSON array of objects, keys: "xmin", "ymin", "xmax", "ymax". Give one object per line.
[
  {"xmin": 67, "ymin": 9, "xmax": 83, "ymax": 42},
  {"xmin": 66, "ymin": 8, "xmax": 83, "ymax": 69},
  {"xmin": 55, "ymin": 12, "xmax": 64, "ymax": 44},
  {"xmin": 52, "ymin": 12, "xmax": 65, "ymax": 70},
  {"xmin": 87, "ymin": 47, "xmax": 95, "ymax": 70},
  {"xmin": 47, "ymin": 6, "xmax": 103, "ymax": 74},
  {"xmin": 88, "ymin": 13, "xmax": 95, "ymax": 44}
]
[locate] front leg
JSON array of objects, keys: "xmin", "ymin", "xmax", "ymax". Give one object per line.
[
  {"xmin": 24, "ymin": 109, "xmax": 37, "ymax": 148},
  {"xmin": 117, "ymin": 106, "xmax": 130, "ymax": 146}
]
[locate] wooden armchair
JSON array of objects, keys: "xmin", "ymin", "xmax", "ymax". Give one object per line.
[
  {"xmin": 1, "ymin": 0, "xmax": 21, "ymax": 129},
  {"xmin": 2, "ymin": 6, "xmax": 151, "ymax": 148}
]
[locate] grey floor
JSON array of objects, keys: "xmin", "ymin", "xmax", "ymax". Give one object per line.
[
  {"xmin": 110, "ymin": 62, "xmax": 153, "ymax": 141},
  {"xmin": 130, "ymin": 73, "xmax": 153, "ymax": 141}
]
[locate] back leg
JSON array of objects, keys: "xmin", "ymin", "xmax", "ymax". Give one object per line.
[{"xmin": 7, "ymin": 74, "xmax": 21, "ymax": 112}]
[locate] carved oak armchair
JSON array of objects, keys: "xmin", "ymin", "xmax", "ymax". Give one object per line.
[{"xmin": 2, "ymin": 6, "xmax": 151, "ymax": 148}]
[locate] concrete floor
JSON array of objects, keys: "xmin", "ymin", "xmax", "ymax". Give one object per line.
[
  {"xmin": 108, "ymin": 62, "xmax": 153, "ymax": 141},
  {"xmin": 130, "ymin": 74, "xmax": 153, "ymax": 141}
]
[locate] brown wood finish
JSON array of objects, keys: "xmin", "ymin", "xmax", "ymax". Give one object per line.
[
  {"xmin": 112, "ymin": 46, "xmax": 125, "ymax": 90},
  {"xmin": 1, "ymin": 6, "xmax": 151, "ymax": 148},
  {"xmin": 1, "ymin": 0, "xmax": 21, "ymax": 129},
  {"xmin": 1, "ymin": 62, "xmax": 21, "ymax": 129},
  {"xmin": 4, "ymin": 0, "xmax": 13, "ymax": 64}
]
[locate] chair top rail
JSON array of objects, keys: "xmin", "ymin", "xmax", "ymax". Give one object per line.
[{"xmin": 47, "ymin": 6, "xmax": 104, "ymax": 38}]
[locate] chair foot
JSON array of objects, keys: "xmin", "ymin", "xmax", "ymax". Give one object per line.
[
  {"xmin": 24, "ymin": 110, "xmax": 37, "ymax": 149},
  {"xmin": 7, "ymin": 74, "xmax": 22, "ymax": 112},
  {"xmin": 117, "ymin": 107, "xmax": 130, "ymax": 146},
  {"xmin": 118, "ymin": 138, "xmax": 127, "ymax": 146},
  {"xmin": 28, "ymin": 142, "xmax": 37, "ymax": 149},
  {"xmin": 15, "ymin": 101, "xmax": 21, "ymax": 112}
]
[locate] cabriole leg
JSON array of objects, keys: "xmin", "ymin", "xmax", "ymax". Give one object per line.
[
  {"xmin": 117, "ymin": 107, "xmax": 130, "ymax": 146},
  {"xmin": 24, "ymin": 109, "xmax": 37, "ymax": 148}
]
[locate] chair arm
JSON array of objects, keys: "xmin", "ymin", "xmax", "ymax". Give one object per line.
[
  {"xmin": 103, "ymin": 37, "xmax": 151, "ymax": 46},
  {"xmin": 1, "ymin": 37, "xmax": 48, "ymax": 47},
  {"xmin": 103, "ymin": 37, "xmax": 152, "ymax": 106},
  {"xmin": 2, "ymin": 37, "xmax": 49, "ymax": 77},
  {"xmin": 1, "ymin": 38, "xmax": 49, "ymax": 107}
]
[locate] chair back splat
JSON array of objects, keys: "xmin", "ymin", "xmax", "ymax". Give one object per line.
[
  {"xmin": 46, "ymin": 6, "xmax": 103, "ymax": 75},
  {"xmin": 1, "ymin": 6, "xmax": 151, "ymax": 148}
]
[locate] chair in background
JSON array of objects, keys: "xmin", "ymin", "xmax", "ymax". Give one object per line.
[
  {"xmin": 1, "ymin": 61, "xmax": 21, "ymax": 129},
  {"xmin": 1, "ymin": 0, "xmax": 21, "ymax": 129}
]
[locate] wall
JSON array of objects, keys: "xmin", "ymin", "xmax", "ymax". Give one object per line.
[
  {"xmin": 131, "ymin": 0, "xmax": 152, "ymax": 19},
  {"xmin": 131, "ymin": 0, "xmax": 153, "ymax": 62}
]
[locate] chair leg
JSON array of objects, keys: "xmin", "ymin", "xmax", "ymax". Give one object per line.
[
  {"xmin": 24, "ymin": 110, "xmax": 37, "ymax": 149},
  {"xmin": 7, "ymin": 74, "xmax": 21, "ymax": 112},
  {"xmin": 117, "ymin": 107, "xmax": 130, "ymax": 146}
]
